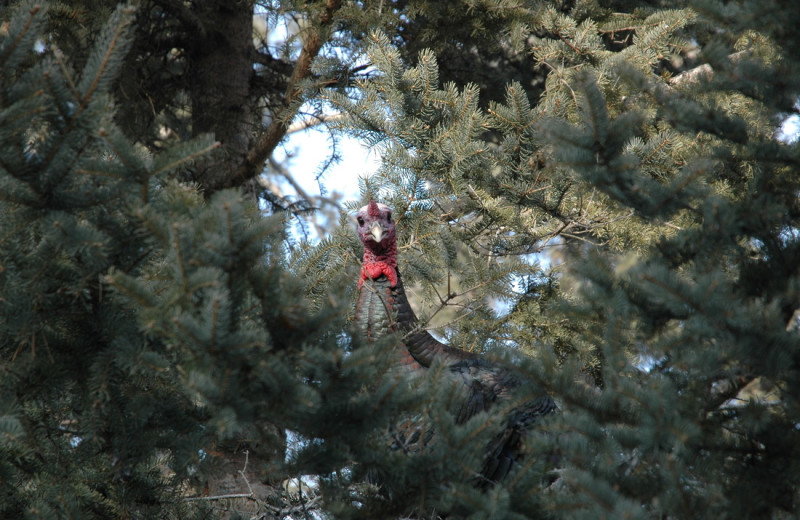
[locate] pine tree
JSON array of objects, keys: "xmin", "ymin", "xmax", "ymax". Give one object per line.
[
  {"xmin": 0, "ymin": 4, "xmax": 215, "ymax": 517},
  {"xmin": 3, "ymin": 0, "xmax": 800, "ymax": 518},
  {"xmin": 318, "ymin": 0, "xmax": 800, "ymax": 518},
  {"xmin": 0, "ymin": 2, "xmax": 393, "ymax": 518},
  {"xmin": 1, "ymin": 5, "xmax": 498, "ymax": 518}
]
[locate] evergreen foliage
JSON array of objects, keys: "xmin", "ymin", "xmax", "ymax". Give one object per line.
[
  {"xmin": 0, "ymin": 3, "xmax": 385, "ymax": 518},
  {"xmin": 320, "ymin": 1, "xmax": 800, "ymax": 517},
  {"xmin": 1, "ymin": 0, "xmax": 800, "ymax": 518}
]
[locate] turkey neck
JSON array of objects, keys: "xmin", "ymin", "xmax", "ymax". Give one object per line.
[
  {"xmin": 362, "ymin": 237, "xmax": 396, "ymax": 271},
  {"xmin": 355, "ymin": 269, "xmax": 455, "ymax": 368}
]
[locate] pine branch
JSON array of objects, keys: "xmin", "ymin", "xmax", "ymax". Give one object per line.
[
  {"xmin": 151, "ymin": 0, "xmax": 206, "ymax": 37},
  {"xmin": 0, "ymin": 3, "xmax": 44, "ymax": 71},
  {"xmin": 231, "ymin": 0, "xmax": 343, "ymax": 189},
  {"xmin": 77, "ymin": 5, "xmax": 136, "ymax": 103}
]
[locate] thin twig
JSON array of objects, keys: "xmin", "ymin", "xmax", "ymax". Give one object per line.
[
  {"xmin": 232, "ymin": 0, "xmax": 343, "ymax": 188},
  {"xmin": 238, "ymin": 450, "xmax": 254, "ymax": 496},
  {"xmin": 286, "ymin": 112, "xmax": 347, "ymax": 135},
  {"xmin": 184, "ymin": 450, "xmax": 256, "ymax": 503},
  {"xmin": 184, "ymin": 493, "xmax": 255, "ymax": 502}
]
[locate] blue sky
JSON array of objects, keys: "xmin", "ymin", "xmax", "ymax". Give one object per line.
[
  {"xmin": 261, "ymin": 8, "xmax": 800, "ymax": 219},
  {"xmin": 281, "ymin": 112, "xmax": 800, "ymax": 203},
  {"xmin": 276, "ymin": 125, "xmax": 378, "ymax": 203}
]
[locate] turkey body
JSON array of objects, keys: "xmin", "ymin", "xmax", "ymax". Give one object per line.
[{"xmin": 354, "ymin": 201, "xmax": 557, "ymax": 486}]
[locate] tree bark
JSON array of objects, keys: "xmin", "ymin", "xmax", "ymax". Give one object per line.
[
  {"xmin": 230, "ymin": 0, "xmax": 343, "ymax": 191},
  {"xmin": 188, "ymin": 0, "xmax": 256, "ymax": 194},
  {"xmin": 183, "ymin": 0, "xmax": 343, "ymax": 196}
]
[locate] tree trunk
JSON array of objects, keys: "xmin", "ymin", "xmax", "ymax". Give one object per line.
[{"xmin": 188, "ymin": 1, "xmax": 256, "ymax": 194}]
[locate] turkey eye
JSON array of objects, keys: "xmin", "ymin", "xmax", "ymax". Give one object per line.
[
  {"xmin": 357, "ymin": 217, "xmax": 364, "ymax": 226},
  {"xmin": 386, "ymin": 213, "xmax": 392, "ymax": 223}
]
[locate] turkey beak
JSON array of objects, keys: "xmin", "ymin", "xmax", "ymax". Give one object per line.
[{"xmin": 369, "ymin": 222, "xmax": 384, "ymax": 243}]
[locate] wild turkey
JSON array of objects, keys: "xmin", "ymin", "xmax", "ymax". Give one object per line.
[{"xmin": 354, "ymin": 200, "xmax": 557, "ymax": 485}]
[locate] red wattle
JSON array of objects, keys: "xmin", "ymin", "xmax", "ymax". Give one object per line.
[{"xmin": 360, "ymin": 261, "xmax": 398, "ymax": 288}]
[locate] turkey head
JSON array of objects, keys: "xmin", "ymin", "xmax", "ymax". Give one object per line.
[{"xmin": 356, "ymin": 200, "xmax": 398, "ymax": 288}]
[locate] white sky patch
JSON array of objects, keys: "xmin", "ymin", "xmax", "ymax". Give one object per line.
[
  {"xmin": 778, "ymin": 113, "xmax": 800, "ymax": 143},
  {"xmin": 255, "ymin": 6, "xmax": 379, "ymax": 210},
  {"xmin": 274, "ymin": 112, "xmax": 381, "ymax": 245},
  {"xmin": 275, "ymin": 121, "xmax": 380, "ymax": 203}
]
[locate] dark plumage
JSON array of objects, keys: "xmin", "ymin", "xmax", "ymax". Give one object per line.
[{"xmin": 354, "ymin": 201, "xmax": 557, "ymax": 486}]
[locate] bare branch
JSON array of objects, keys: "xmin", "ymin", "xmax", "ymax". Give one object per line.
[
  {"xmin": 238, "ymin": 450, "xmax": 255, "ymax": 496},
  {"xmin": 184, "ymin": 493, "xmax": 255, "ymax": 502},
  {"xmin": 704, "ymin": 374, "xmax": 756, "ymax": 412},
  {"xmin": 183, "ymin": 448, "xmax": 323, "ymax": 517},
  {"xmin": 231, "ymin": 0, "xmax": 344, "ymax": 189},
  {"xmin": 286, "ymin": 112, "xmax": 347, "ymax": 135}
]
